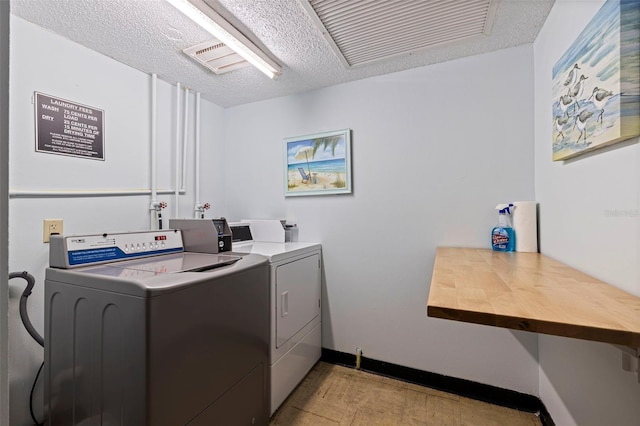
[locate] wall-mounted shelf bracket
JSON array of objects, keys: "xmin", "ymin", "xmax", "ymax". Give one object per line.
[{"xmin": 614, "ymin": 345, "xmax": 639, "ymax": 383}]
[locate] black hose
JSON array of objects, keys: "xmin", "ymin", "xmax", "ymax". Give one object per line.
[
  {"xmin": 9, "ymin": 271, "xmax": 45, "ymax": 425},
  {"xmin": 9, "ymin": 271, "xmax": 44, "ymax": 347}
]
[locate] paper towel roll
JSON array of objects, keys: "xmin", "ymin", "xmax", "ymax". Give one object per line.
[{"xmin": 513, "ymin": 201, "xmax": 538, "ymax": 252}]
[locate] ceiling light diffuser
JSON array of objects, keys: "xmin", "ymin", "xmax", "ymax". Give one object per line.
[{"xmin": 166, "ymin": 0, "xmax": 282, "ymax": 78}]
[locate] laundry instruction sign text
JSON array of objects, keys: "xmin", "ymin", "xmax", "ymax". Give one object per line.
[{"xmin": 34, "ymin": 92, "xmax": 105, "ymax": 160}]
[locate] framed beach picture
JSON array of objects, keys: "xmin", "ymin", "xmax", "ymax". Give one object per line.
[
  {"xmin": 551, "ymin": 0, "xmax": 639, "ymax": 161},
  {"xmin": 284, "ymin": 129, "xmax": 352, "ymax": 197}
]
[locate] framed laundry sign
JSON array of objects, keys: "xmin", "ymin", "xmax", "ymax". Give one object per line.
[
  {"xmin": 35, "ymin": 92, "xmax": 105, "ymax": 160},
  {"xmin": 283, "ymin": 129, "xmax": 352, "ymax": 197}
]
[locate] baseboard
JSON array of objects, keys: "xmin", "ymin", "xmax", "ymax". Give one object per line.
[{"xmin": 321, "ymin": 348, "xmax": 554, "ymax": 426}]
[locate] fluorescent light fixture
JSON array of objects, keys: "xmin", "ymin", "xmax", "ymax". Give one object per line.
[{"xmin": 166, "ymin": 0, "xmax": 282, "ymax": 78}]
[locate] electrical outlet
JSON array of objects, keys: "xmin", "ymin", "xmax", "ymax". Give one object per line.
[{"xmin": 43, "ymin": 219, "xmax": 63, "ymax": 243}]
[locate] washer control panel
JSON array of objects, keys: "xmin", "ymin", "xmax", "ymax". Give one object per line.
[{"xmin": 49, "ymin": 230, "xmax": 184, "ymax": 268}]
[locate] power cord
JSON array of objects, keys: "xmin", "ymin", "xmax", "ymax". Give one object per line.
[{"xmin": 30, "ymin": 362, "xmax": 44, "ymax": 426}]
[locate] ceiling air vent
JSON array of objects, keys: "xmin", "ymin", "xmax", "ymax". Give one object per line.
[
  {"xmin": 299, "ymin": 0, "xmax": 499, "ymax": 67},
  {"xmin": 183, "ymin": 38, "xmax": 251, "ymax": 74}
]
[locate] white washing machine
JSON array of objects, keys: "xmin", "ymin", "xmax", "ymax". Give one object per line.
[{"xmin": 231, "ymin": 223, "xmax": 322, "ymax": 416}]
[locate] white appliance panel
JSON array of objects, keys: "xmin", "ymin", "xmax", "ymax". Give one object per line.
[
  {"xmin": 270, "ymin": 324, "xmax": 321, "ymax": 414},
  {"xmin": 275, "ymin": 254, "xmax": 321, "ymax": 349}
]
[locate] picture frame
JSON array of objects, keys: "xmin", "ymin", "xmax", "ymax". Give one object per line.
[
  {"xmin": 284, "ymin": 129, "xmax": 352, "ymax": 197},
  {"xmin": 551, "ymin": 0, "xmax": 639, "ymax": 161}
]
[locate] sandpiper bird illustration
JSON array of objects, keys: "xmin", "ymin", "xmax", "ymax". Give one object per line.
[
  {"xmin": 588, "ymin": 87, "xmax": 614, "ymax": 123},
  {"xmin": 574, "ymin": 109, "xmax": 594, "ymax": 144},
  {"xmin": 569, "ymin": 75, "xmax": 588, "ymax": 110},
  {"xmin": 559, "ymin": 93, "xmax": 574, "ymax": 117},
  {"xmin": 563, "ymin": 63, "xmax": 580, "ymax": 89},
  {"xmin": 554, "ymin": 115, "xmax": 569, "ymax": 141}
]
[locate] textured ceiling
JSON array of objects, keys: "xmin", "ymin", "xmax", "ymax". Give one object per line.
[
  {"xmin": 301, "ymin": 0, "xmax": 498, "ymax": 67},
  {"xmin": 10, "ymin": 0, "xmax": 554, "ymax": 108}
]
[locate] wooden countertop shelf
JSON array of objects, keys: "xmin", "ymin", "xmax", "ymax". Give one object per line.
[{"xmin": 427, "ymin": 247, "xmax": 640, "ymax": 347}]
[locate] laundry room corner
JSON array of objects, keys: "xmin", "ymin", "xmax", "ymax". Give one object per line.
[
  {"xmin": 7, "ymin": 15, "xmax": 226, "ymax": 424},
  {"xmin": 219, "ymin": 43, "xmax": 540, "ymax": 395},
  {"xmin": 533, "ymin": 0, "xmax": 640, "ymax": 424}
]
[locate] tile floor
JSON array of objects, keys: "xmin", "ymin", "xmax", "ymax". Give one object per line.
[{"xmin": 270, "ymin": 362, "xmax": 542, "ymax": 426}]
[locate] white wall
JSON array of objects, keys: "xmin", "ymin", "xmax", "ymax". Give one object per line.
[
  {"xmin": 199, "ymin": 99, "xmax": 228, "ymax": 218},
  {"xmin": 7, "ymin": 17, "xmax": 224, "ymax": 425},
  {"xmin": 1, "ymin": 2, "xmax": 11, "ymax": 425},
  {"xmin": 534, "ymin": 1, "xmax": 640, "ymax": 424},
  {"xmin": 220, "ymin": 45, "xmax": 540, "ymax": 394}
]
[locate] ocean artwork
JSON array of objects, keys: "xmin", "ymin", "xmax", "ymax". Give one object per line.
[
  {"xmin": 551, "ymin": 0, "xmax": 639, "ymax": 161},
  {"xmin": 283, "ymin": 129, "xmax": 351, "ymax": 196}
]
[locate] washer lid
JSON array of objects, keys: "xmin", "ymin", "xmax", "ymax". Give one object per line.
[
  {"xmin": 46, "ymin": 253, "xmax": 268, "ymax": 297},
  {"xmin": 106, "ymin": 252, "xmax": 241, "ymax": 274}
]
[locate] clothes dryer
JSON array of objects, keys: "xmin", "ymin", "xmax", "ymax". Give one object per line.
[{"xmin": 230, "ymin": 224, "xmax": 322, "ymax": 416}]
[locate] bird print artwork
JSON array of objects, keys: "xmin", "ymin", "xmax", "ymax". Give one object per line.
[
  {"xmin": 588, "ymin": 87, "xmax": 614, "ymax": 124},
  {"xmin": 559, "ymin": 94, "xmax": 574, "ymax": 118},
  {"xmin": 554, "ymin": 115, "xmax": 569, "ymax": 142},
  {"xmin": 551, "ymin": 0, "xmax": 639, "ymax": 161},
  {"xmin": 563, "ymin": 63, "xmax": 580, "ymax": 89},
  {"xmin": 574, "ymin": 109, "xmax": 595, "ymax": 145},
  {"xmin": 568, "ymin": 75, "xmax": 588, "ymax": 110}
]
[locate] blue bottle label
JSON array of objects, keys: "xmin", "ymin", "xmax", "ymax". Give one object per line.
[{"xmin": 492, "ymin": 227, "xmax": 515, "ymax": 251}]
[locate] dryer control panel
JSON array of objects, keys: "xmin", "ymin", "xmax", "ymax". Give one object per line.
[{"xmin": 49, "ymin": 230, "xmax": 184, "ymax": 269}]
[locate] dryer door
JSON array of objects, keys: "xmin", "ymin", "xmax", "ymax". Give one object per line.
[{"xmin": 275, "ymin": 253, "xmax": 320, "ymax": 348}]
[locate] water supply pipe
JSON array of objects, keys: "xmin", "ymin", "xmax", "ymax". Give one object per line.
[
  {"xmin": 194, "ymin": 92, "xmax": 202, "ymax": 218},
  {"xmin": 149, "ymin": 73, "xmax": 158, "ymax": 229},
  {"xmin": 9, "ymin": 188, "xmax": 184, "ymax": 198},
  {"xmin": 181, "ymin": 86, "xmax": 190, "ymax": 195},
  {"xmin": 174, "ymin": 82, "xmax": 181, "ymax": 218}
]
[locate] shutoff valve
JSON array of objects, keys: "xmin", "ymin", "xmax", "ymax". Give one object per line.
[
  {"xmin": 150, "ymin": 201, "xmax": 167, "ymax": 212},
  {"xmin": 150, "ymin": 201, "xmax": 168, "ymax": 230},
  {"xmin": 194, "ymin": 202, "xmax": 210, "ymax": 218}
]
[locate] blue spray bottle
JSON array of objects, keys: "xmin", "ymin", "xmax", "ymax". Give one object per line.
[{"xmin": 492, "ymin": 203, "xmax": 515, "ymax": 252}]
